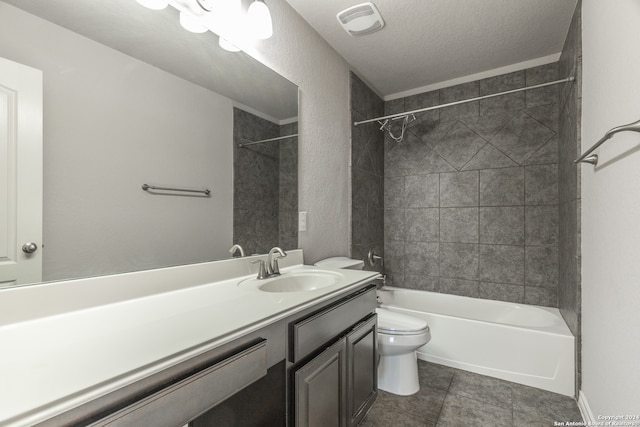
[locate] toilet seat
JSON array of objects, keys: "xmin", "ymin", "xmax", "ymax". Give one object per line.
[{"xmin": 376, "ymin": 308, "xmax": 429, "ymax": 336}]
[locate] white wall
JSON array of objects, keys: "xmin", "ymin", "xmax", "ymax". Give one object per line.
[
  {"xmin": 581, "ymin": 0, "xmax": 640, "ymax": 415},
  {"xmin": 0, "ymin": 4, "xmax": 234, "ymax": 281},
  {"xmin": 241, "ymin": 0, "xmax": 352, "ymax": 264}
]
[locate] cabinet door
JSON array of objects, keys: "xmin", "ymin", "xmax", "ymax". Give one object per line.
[
  {"xmin": 294, "ymin": 338, "xmax": 347, "ymax": 427},
  {"xmin": 346, "ymin": 315, "xmax": 377, "ymax": 427}
]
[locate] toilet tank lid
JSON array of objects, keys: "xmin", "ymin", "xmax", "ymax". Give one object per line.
[
  {"xmin": 314, "ymin": 257, "xmax": 364, "ymax": 269},
  {"xmin": 376, "ymin": 308, "xmax": 429, "ymax": 333}
]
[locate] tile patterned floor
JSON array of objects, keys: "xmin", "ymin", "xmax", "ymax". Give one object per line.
[{"xmin": 360, "ymin": 360, "xmax": 583, "ymax": 426}]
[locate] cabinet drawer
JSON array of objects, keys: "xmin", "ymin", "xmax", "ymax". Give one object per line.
[
  {"xmin": 89, "ymin": 340, "xmax": 267, "ymax": 427},
  {"xmin": 292, "ymin": 286, "xmax": 376, "ymax": 362}
]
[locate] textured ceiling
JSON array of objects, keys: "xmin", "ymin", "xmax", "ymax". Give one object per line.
[{"xmin": 285, "ymin": 0, "xmax": 578, "ymax": 98}]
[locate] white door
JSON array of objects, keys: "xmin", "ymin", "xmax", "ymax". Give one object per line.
[{"xmin": 0, "ymin": 57, "xmax": 43, "ymax": 287}]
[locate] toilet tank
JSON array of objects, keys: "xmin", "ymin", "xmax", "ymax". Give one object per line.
[{"xmin": 314, "ymin": 257, "xmax": 365, "ymax": 270}]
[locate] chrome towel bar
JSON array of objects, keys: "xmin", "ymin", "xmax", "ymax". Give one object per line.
[
  {"xmin": 575, "ymin": 118, "xmax": 640, "ymax": 165},
  {"xmin": 142, "ymin": 184, "xmax": 211, "ymax": 196}
]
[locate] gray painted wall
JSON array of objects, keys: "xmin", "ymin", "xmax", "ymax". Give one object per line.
[{"xmin": 0, "ymin": 5, "xmax": 233, "ymax": 281}]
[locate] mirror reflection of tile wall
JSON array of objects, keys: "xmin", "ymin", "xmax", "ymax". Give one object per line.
[{"xmin": 233, "ymin": 108, "xmax": 298, "ymax": 255}]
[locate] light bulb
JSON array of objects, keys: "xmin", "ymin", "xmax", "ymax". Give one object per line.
[
  {"xmin": 219, "ymin": 37, "xmax": 241, "ymax": 52},
  {"xmin": 135, "ymin": 0, "xmax": 169, "ymax": 10},
  {"xmin": 247, "ymin": 0, "xmax": 273, "ymax": 40},
  {"xmin": 180, "ymin": 12, "xmax": 208, "ymax": 33}
]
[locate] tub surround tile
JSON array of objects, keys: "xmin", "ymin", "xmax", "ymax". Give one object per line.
[
  {"xmin": 479, "ymin": 167, "xmax": 524, "ymax": 206},
  {"xmin": 439, "ymin": 243, "xmax": 479, "ymax": 281},
  {"xmin": 431, "ymin": 123, "xmax": 486, "ymax": 170},
  {"xmin": 479, "ymin": 206, "xmax": 524, "ymax": 245},
  {"xmin": 405, "ymin": 174, "xmax": 439, "ymax": 208},
  {"xmin": 525, "ymin": 246, "xmax": 559, "ymax": 287},
  {"xmin": 490, "ymin": 111, "xmax": 555, "ymax": 164},
  {"xmin": 412, "ymin": 149, "xmax": 457, "ymax": 174},
  {"xmin": 523, "ymin": 135, "xmax": 559, "ymax": 165},
  {"xmin": 525, "ymin": 164, "xmax": 559, "ymax": 205},
  {"xmin": 461, "ymin": 143, "xmax": 518, "ymax": 171},
  {"xmin": 478, "ymin": 281, "xmax": 525, "ymax": 303},
  {"xmin": 440, "ymin": 171, "xmax": 479, "ymax": 207},
  {"xmin": 479, "ymin": 244, "xmax": 525, "ymax": 285},
  {"xmin": 375, "ymin": 66, "xmax": 561, "ymax": 309},
  {"xmin": 404, "ymin": 274, "xmax": 439, "ymax": 292},
  {"xmin": 438, "ymin": 277, "xmax": 479, "ymax": 298},
  {"xmin": 525, "ymin": 205, "xmax": 559, "ymax": 246},
  {"xmin": 440, "ymin": 207, "xmax": 478, "ymax": 243},
  {"xmin": 405, "ymin": 241, "xmax": 439, "ymax": 276},
  {"xmin": 406, "ymin": 209, "xmax": 440, "ymax": 242},
  {"xmin": 525, "ymin": 286, "xmax": 558, "ymax": 307}
]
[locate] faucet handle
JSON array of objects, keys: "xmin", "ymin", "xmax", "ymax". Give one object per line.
[
  {"xmin": 250, "ymin": 259, "xmax": 269, "ymax": 279},
  {"xmin": 271, "ymin": 258, "xmax": 282, "ymax": 275}
]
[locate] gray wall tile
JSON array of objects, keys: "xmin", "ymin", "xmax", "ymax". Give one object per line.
[
  {"xmin": 479, "ymin": 207, "xmax": 524, "ymax": 245},
  {"xmin": 406, "ymin": 208, "xmax": 439, "ymax": 242},
  {"xmin": 490, "ymin": 112, "xmax": 555, "ymax": 164},
  {"xmin": 525, "ymin": 286, "xmax": 558, "ymax": 307},
  {"xmin": 439, "ymin": 278, "xmax": 479, "ymax": 298},
  {"xmin": 480, "ymin": 167, "xmax": 524, "ymax": 206},
  {"xmin": 373, "ymin": 65, "xmax": 563, "ymax": 310},
  {"xmin": 525, "ymin": 205, "xmax": 559, "ymax": 246},
  {"xmin": 405, "ymin": 241, "xmax": 439, "ymax": 275},
  {"xmin": 525, "ymin": 246, "xmax": 559, "ymax": 287},
  {"xmin": 440, "ymin": 243, "xmax": 479, "ymax": 280},
  {"xmin": 405, "ymin": 174, "xmax": 439, "ymax": 207},
  {"xmin": 479, "ymin": 244, "xmax": 524, "ymax": 285},
  {"xmin": 440, "ymin": 208, "xmax": 479, "ymax": 243},
  {"xmin": 440, "ymin": 171, "xmax": 479, "ymax": 207},
  {"xmin": 525, "ymin": 164, "xmax": 559, "ymax": 205},
  {"xmin": 479, "ymin": 282, "xmax": 525, "ymax": 303}
]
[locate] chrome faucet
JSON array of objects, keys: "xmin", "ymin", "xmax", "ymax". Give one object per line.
[
  {"xmin": 229, "ymin": 244, "xmax": 245, "ymax": 257},
  {"xmin": 267, "ymin": 247, "xmax": 287, "ymax": 276}
]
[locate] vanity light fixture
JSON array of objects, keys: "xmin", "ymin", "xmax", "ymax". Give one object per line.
[
  {"xmin": 135, "ymin": 0, "xmax": 275, "ymax": 52},
  {"xmin": 247, "ymin": 0, "xmax": 273, "ymax": 40},
  {"xmin": 135, "ymin": 0, "xmax": 169, "ymax": 10},
  {"xmin": 219, "ymin": 37, "xmax": 241, "ymax": 52},
  {"xmin": 179, "ymin": 11, "xmax": 208, "ymax": 33}
]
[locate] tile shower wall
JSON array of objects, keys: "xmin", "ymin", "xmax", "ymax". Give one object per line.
[
  {"xmin": 558, "ymin": 0, "xmax": 582, "ymax": 395},
  {"xmin": 233, "ymin": 108, "xmax": 298, "ymax": 254},
  {"xmin": 279, "ymin": 122, "xmax": 299, "ymax": 250},
  {"xmin": 383, "ymin": 65, "xmax": 561, "ymax": 307},
  {"xmin": 350, "ymin": 73, "xmax": 385, "ymax": 272}
]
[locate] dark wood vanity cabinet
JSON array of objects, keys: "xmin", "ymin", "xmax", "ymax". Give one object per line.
[{"xmin": 290, "ymin": 285, "xmax": 378, "ymax": 427}]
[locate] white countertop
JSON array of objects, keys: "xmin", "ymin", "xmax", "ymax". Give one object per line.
[{"xmin": 0, "ymin": 253, "xmax": 378, "ymax": 426}]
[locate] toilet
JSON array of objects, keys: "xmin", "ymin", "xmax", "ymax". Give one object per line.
[
  {"xmin": 375, "ymin": 307, "xmax": 430, "ymax": 395},
  {"xmin": 314, "ymin": 257, "xmax": 432, "ymax": 396}
]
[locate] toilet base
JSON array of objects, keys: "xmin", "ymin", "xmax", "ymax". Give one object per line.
[{"xmin": 377, "ymin": 352, "xmax": 420, "ymax": 396}]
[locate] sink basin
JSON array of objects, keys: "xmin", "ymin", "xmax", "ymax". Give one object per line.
[{"xmin": 239, "ymin": 270, "xmax": 342, "ymax": 293}]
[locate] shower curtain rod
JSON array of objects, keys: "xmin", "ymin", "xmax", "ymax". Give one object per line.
[
  {"xmin": 238, "ymin": 133, "xmax": 298, "ymax": 148},
  {"xmin": 353, "ymin": 77, "xmax": 575, "ymax": 127}
]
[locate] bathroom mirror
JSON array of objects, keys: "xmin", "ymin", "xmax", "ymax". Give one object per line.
[{"xmin": 0, "ymin": 0, "xmax": 298, "ymax": 286}]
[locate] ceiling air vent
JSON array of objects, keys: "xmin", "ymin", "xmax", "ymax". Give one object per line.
[{"xmin": 336, "ymin": 2, "xmax": 385, "ymax": 36}]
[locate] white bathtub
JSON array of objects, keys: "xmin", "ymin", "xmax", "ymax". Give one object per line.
[{"xmin": 377, "ymin": 287, "xmax": 575, "ymax": 396}]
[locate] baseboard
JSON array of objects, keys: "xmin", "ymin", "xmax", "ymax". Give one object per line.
[{"xmin": 578, "ymin": 391, "xmax": 595, "ymax": 423}]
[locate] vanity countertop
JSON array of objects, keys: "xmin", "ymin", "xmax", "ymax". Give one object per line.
[{"xmin": 0, "ymin": 253, "xmax": 379, "ymax": 427}]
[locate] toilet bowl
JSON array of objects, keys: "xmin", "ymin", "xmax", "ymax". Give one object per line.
[
  {"xmin": 376, "ymin": 307, "xmax": 430, "ymax": 395},
  {"xmin": 314, "ymin": 257, "xmax": 432, "ymax": 396}
]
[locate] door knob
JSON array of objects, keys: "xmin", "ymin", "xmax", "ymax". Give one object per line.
[{"xmin": 22, "ymin": 242, "xmax": 38, "ymax": 254}]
